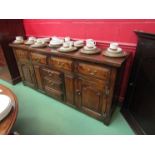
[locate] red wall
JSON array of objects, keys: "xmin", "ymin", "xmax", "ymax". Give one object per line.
[
  {"xmin": 24, "ymin": 19, "xmax": 155, "ymax": 44},
  {"xmin": 23, "ymin": 19, "xmax": 155, "ymax": 102}
]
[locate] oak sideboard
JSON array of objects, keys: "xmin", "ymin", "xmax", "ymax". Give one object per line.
[{"xmin": 10, "ymin": 44, "xmax": 128, "ymax": 125}]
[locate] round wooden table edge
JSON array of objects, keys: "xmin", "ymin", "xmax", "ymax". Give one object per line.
[{"xmin": 0, "ymin": 84, "xmax": 18, "ymax": 135}]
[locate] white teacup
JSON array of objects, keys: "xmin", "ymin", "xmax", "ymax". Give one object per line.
[
  {"xmin": 86, "ymin": 39, "xmax": 96, "ymax": 44},
  {"xmin": 63, "ymin": 42, "xmax": 71, "ymax": 48},
  {"xmin": 51, "ymin": 36, "xmax": 63, "ymax": 43},
  {"xmin": 28, "ymin": 37, "xmax": 36, "ymax": 43},
  {"xmin": 16, "ymin": 36, "xmax": 23, "ymax": 41},
  {"xmin": 64, "ymin": 37, "xmax": 70, "ymax": 42},
  {"xmin": 28, "ymin": 36, "xmax": 36, "ymax": 40},
  {"xmin": 67, "ymin": 41, "xmax": 74, "ymax": 46},
  {"xmin": 86, "ymin": 43, "xmax": 96, "ymax": 48},
  {"xmin": 52, "ymin": 36, "xmax": 59, "ymax": 41},
  {"xmin": 86, "ymin": 39, "xmax": 96, "ymax": 48},
  {"xmin": 109, "ymin": 43, "xmax": 119, "ymax": 50}
]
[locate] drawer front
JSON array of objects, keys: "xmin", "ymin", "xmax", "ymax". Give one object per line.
[
  {"xmin": 44, "ymin": 86, "xmax": 64, "ymax": 101},
  {"xmin": 31, "ymin": 53, "xmax": 47, "ymax": 64},
  {"xmin": 77, "ymin": 63, "xmax": 110, "ymax": 80},
  {"xmin": 44, "ymin": 78, "xmax": 63, "ymax": 91},
  {"xmin": 41, "ymin": 68, "xmax": 63, "ymax": 81},
  {"xmin": 14, "ymin": 49, "xmax": 29, "ymax": 62},
  {"xmin": 50, "ymin": 57, "xmax": 73, "ymax": 71}
]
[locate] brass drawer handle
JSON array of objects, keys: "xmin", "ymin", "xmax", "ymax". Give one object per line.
[
  {"xmin": 90, "ymin": 70, "xmax": 97, "ymax": 75},
  {"xmin": 87, "ymin": 68, "xmax": 90, "ymax": 72},
  {"xmin": 50, "ymin": 82, "xmax": 54, "ymax": 86}
]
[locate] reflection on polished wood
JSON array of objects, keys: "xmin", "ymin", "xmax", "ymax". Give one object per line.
[{"xmin": 0, "ymin": 84, "xmax": 18, "ymax": 135}]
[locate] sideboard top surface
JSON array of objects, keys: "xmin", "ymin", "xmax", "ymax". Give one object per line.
[{"xmin": 9, "ymin": 44, "xmax": 129, "ymax": 67}]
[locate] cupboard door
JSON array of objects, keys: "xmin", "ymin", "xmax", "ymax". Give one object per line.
[
  {"xmin": 65, "ymin": 75, "xmax": 75, "ymax": 106},
  {"xmin": 18, "ymin": 63, "xmax": 36, "ymax": 88},
  {"xmin": 33, "ymin": 65, "xmax": 44, "ymax": 91},
  {"xmin": 75, "ymin": 78, "xmax": 107, "ymax": 119}
]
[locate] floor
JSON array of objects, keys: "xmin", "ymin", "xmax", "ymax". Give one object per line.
[
  {"xmin": 0, "ymin": 66, "xmax": 12, "ymax": 83},
  {"xmin": 0, "ymin": 79, "xmax": 134, "ymax": 135}
]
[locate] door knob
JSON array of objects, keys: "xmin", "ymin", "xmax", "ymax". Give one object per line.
[{"xmin": 76, "ymin": 90, "xmax": 81, "ymax": 95}]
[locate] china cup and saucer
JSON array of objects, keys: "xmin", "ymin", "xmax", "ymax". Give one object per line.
[
  {"xmin": 24, "ymin": 36, "xmax": 36, "ymax": 45},
  {"xmin": 58, "ymin": 42, "xmax": 77, "ymax": 52},
  {"xmin": 49, "ymin": 37, "xmax": 64, "ymax": 48},
  {"xmin": 13, "ymin": 36, "xmax": 24, "ymax": 44},
  {"xmin": 30, "ymin": 39, "xmax": 47, "ymax": 48},
  {"xmin": 80, "ymin": 39, "xmax": 101, "ymax": 54},
  {"xmin": 102, "ymin": 43, "xmax": 128, "ymax": 57}
]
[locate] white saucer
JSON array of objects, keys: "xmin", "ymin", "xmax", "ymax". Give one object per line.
[
  {"xmin": 102, "ymin": 50, "xmax": 128, "ymax": 58},
  {"xmin": 50, "ymin": 42, "xmax": 62, "ymax": 44},
  {"xmin": 30, "ymin": 43, "xmax": 47, "ymax": 48},
  {"xmin": 37, "ymin": 38, "xmax": 50, "ymax": 43},
  {"xmin": 74, "ymin": 43, "xmax": 84, "ymax": 48},
  {"xmin": 58, "ymin": 46, "xmax": 77, "ymax": 52},
  {"xmin": 24, "ymin": 40, "xmax": 35, "ymax": 45},
  {"xmin": 107, "ymin": 47, "xmax": 122, "ymax": 53},
  {"xmin": 49, "ymin": 41, "xmax": 63, "ymax": 45},
  {"xmin": 13, "ymin": 40, "xmax": 24, "ymax": 44},
  {"xmin": 49, "ymin": 44, "xmax": 61, "ymax": 48},
  {"xmin": 80, "ymin": 48, "xmax": 101, "ymax": 55},
  {"xmin": 0, "ymin": 94, "xmax": 12, "ymax": 122},
  {"xmin": 50, "ymin": 39, "xmax": 63, "ymax": 44},
  {"xmin": 83, "ymin": 46, "xmax": 97, "ymax": 51}
]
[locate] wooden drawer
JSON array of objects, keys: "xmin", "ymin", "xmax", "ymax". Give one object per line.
[
  {"xmin": 44, "ymin": 78, "xmax": 63, "ymax": 91},
  {"xmin": 14, "ymin": 49, "xmax": 29, "ymax": 62},
  {"xmin": 44, "ymin": 86, "xmax": 64, "ymax": 101},
  {"xmin": 31, "ymin": 53, "xmax": 47, "ymax": 64},
  {"xmin": 41, "ymin": 68, "xmax": 63, "ymax": 81},
  {"xmin": 77, "ymin": 63, "xmax": 110, "ymax": 80},
  {"xmin": 50, "ymin": 57, "xmax": 73, "ymax": 71}
]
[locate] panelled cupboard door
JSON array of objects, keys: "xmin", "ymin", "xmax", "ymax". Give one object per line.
[
  {"xmin": 64, "ymin": 75, "xmax": 75, "ymax": 107},
  {"xmin": 18, "ymin": 63, "xmax": 36, "ymax": 88},
  {"xmin": 33, "ymin": 65, "xmax": 44, "ymax": 91},
  {"xmin": 75, "ymin": 78, "xmax": 107, "ymax": 120}
]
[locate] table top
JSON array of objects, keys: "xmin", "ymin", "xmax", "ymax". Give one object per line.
[
  {"xmin": 0, "ymin": 84, "xmax": 18, "ymax": 135},
  {"xmin": 10, "ymin": 43, "xmax": 129, "ymax": 68}
]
